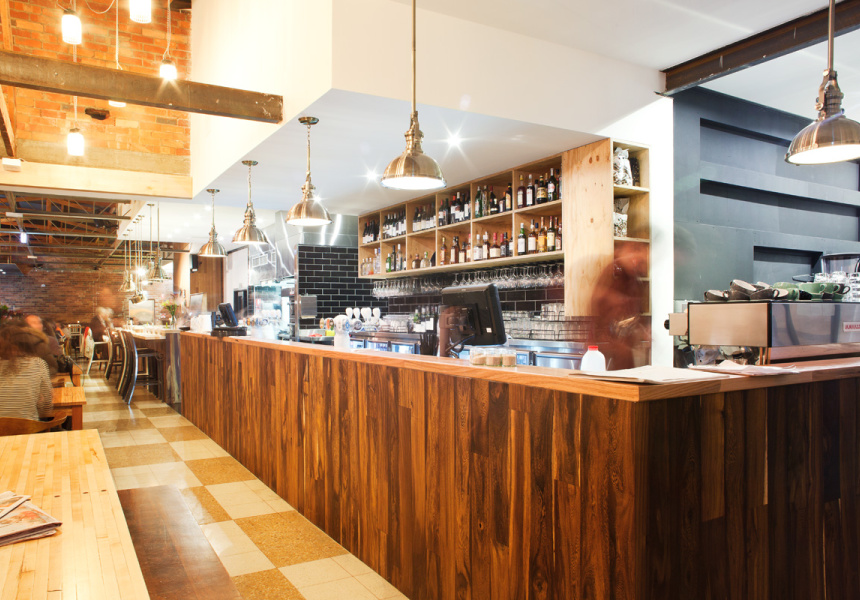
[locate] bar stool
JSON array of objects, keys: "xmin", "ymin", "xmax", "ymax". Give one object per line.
[
  {"xmin": 68, "ymin": 324, "xmax": 83, "ymax": 357},
  {"xmin": 121, "ymin": 330, "xmax": 162, "ymax": 405},
  {"xmin": 105, "ymin": 329, "xmax": 124, "ymax": 380},
  {"xmin": 82, "ymin": 327, "xmax": 110, "ymax": 376}
]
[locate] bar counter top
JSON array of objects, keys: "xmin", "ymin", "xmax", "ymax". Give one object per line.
[{"xmin": 184, "ymin": 331, "xmax": 860, "ymax": 402}]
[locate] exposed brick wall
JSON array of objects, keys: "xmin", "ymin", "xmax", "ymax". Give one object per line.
[
  {"xmin": 5, "ymin": 0, "xmax": 191, "ymax": 166},
  {"xmin": 0, "ymin": 266, "xmax": 172, "ymax": 325}
]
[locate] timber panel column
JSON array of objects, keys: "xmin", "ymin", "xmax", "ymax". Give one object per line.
[
  {"xmin": 190, "ymin": 256, "xmax": 225, "ymax": 310},
  {"xmin": 173, "ymin": 243, "xmax": 191, "ymax": 299},
  {"xmin": 562, "ymin": 139, "xmax": 614, "ymax": 316}
]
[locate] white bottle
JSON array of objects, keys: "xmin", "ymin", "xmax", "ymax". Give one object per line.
[{"xmin": 580, "ymin": 345, "xmax": 606, "ymax": 372}]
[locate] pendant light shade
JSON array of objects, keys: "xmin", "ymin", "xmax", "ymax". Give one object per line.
[
  {"xmin": 286, "ymin": 116, "xmax": 332, "ymax": 227},
  {"xmin": 129, "ymin": 0, "xmax": 151, "ymax": 24},
  {"xmin": 119, "ymin": 236, "xmax": 136, "ymax": 293},
  {"xmin": 233, "ymin": 160, "xmax": 269, "ymax": 245},
  {"xmin": 380, "ymin": 0, "xmax": 445, "ymax": 191},
  {"xmin": 786, "ymin": 0, "xmax": 860, "ymax": 165},
  {"xmin": 61, "ymin": 9, "xmax": 82, "ymax": 45},
  {"xmin": 147, "ymin": 201, "xmax": 167, "ymax": 282},
  {"xmin": 200, "ymin": 189, "xmax": 228, "ymax": 258},
  {"xmin": 160, "ymin": 58, "xmax": 177, "ymax": 81},
  {"xmin": 67, "ymin": 128, "xmax": 84, "ymax": 156}
]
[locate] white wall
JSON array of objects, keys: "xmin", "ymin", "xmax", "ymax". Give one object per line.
[
  {"xmin": 224, "ymin": 247, "xmax": 249, "ymax": 301},
  {"xmin": 190, "ymin": 0, "xmax": 334, "ymax": 195},
  {"xmin": 598, "ymin": 97, "xmax": 675, "ymax": 367}
]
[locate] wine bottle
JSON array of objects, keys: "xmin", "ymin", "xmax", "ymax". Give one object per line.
[
  {"xmin": 526, "ymin": 174, "xmax": 535, "ymax": 207},
  {"xmin": 439, "ymin": 236, "xmax": 448, "ymax": 266},
  {"xmin": 517, "ymin": 223, "xmax": 526, "ymax": 255},
  {"xmin": 548, "ymin": 168, "xmax": 558, "ymax": 202},
  {"xmin": 420, "ymin": 251, "xmax": 430, "ymax": 269},
  {"xmin": 450, "ymin": 235, "xmax": 459, "ymax": 265},
  {"xmin": 490, "ymin": 233, "xmax": 501, "ymax": 259},
  {"xmin": 488, "ymin": 187, "xmax": 498, "ymax": 215},
  {"xmin": 517, "ymin": 175, "xmax": 525, "ymax": 209},
  {"xmin": 482, "ymin": 231, "xmax": 490, "ymax": 260},
  {"xmin": 504, "ymin": 183, "xmax": 513, "ymax": 212},
  {"xmin": 528, "ymin": 221, "xmax": 537, "ymax": 254},
  {"xmin": 412, "ymin": 253, "xmax": 419, "ymax": 270},
  {"xmin": 538, "ymin": 217, "xmax": 547, "ymax": 253},
  {"xmin": 458, "ymin": 238, "xmax": 466, "ymax": 264},
  {"xmin": 453, "ymin": 193, "xmax": 462, "ymax": 223},
  {"xmin": 438, "ymin": 202, "xmax": 445, "ymax": 227},
  {"xmin": 500, "ymin": 232, "xmax": 509, "ymax": 258},
  {"xmin": 547, "ymin": 216, "xmax": 556, "ymax": 252},
  {"xmin": 464, "ymin": 192, "xmax": 471, "ymax": 220},
  {"xmin": 537, "ymin": 174, "xmax": 548, "ymax": 204},
  {"xmin": 465, "ymin": 235, "xmax": 472, "ymax": 262},
  {"xmin": 475, "ymin": 187, "xmax": 483, "ymax": 218},
  {"xmin": 472, "ymin": 234, "xmax": 481, "ymax": 262}
]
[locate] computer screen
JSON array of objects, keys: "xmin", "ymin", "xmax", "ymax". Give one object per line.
[
  {"xmin": 440, "ymin": 283, "xmax": 506, "ymax": 347},
  {"xmin": 218, "ymin": 302, "xmax": 239, "ymax": 327}
]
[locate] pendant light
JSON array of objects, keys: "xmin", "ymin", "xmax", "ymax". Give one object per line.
[
  {"xmin": 160, "ymin": 0, "xmax": 177, "ymax": 80},
  {"xmin": 147, "ymin": 201, "xmax": 167, "ymax": 282},
  {"xmin": 129, "ymin": 0, "xmax": 151, "ymax": 24},
  {"xmin": 141, "ymin": 204, "xmax": 153, "ymax": 285},
  {"xmin": 233, "ymin": 160, "xmax": 269, "ymax": 245},
  {"xmin": 61, "ymin": 2, "xmax": 82, "ymax": 46},
  {"xmin": 119, "ymin": 235, "xmax": 135, "ymax": 293},
  {"xmin": 786, "ymin": 0, "xmax": 860, "ymax": 164},
  {"xmin": 286, "ymin": 117, "xmax": 332, "ymax": 227},
  {"xmin": 199, "ymin": 188, "xmax": 228, "ymax": 258},
  {"xmin": 109, "ymin": 2, "xmax": 126, "ymax": 108},
  {"xmin": 67, "ymin": 45, "xmax": 84, "ymax": 156},
  {"xmin": 380, "ymin": 0, "xmax": 445, "ymax": 191}
]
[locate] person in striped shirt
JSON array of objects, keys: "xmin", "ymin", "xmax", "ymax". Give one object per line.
[{"xmin": 0, "ymin": 323, "xmax": 54, "ymax": 422}]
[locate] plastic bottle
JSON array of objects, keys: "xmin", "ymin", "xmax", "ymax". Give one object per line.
[{"xmin": 580, "ymin": 346, "xmax": 606, "ymax": 372}]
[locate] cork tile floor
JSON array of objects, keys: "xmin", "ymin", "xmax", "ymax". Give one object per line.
[{"xmin": 80, "ymin": 375, "xmax": 408, "ymax": 600}]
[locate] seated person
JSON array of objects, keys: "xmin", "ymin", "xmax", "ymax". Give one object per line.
[
  {"xmin": 20, "ymin": 315, "xmax": 59, "ymax": 375},
  {"xmin": 89, "ymin": 307, "xmax": 111, "ymax": 359},
  {"xmin": 0, "ymin": 323, "xmax": 54, "ymax": 421}
]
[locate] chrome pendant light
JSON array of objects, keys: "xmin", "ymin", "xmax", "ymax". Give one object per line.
[
  {"xmin": 286, "ymin": 117, "xmax": 332, "ymax": 227},
  {"xmin": 119, "ymin": 235, "xmax": 136, "ymax": 293},
  {"xmin": 786, "ymin": 0, "xmax": 860, "ymax": 164},
  {"xmin": 233, "ymin": 160, "xmax": 269, "ymax": 245},
  {"xmin": 380, "ymin": 0, "xmax": 445, "ymax": 191},
  {"xmin": 200, "ymin": 188, "xmax": 228, "ymax": 258},
  {"xmin": 147, "ymin": 201, "xmax": 167, "ymax": 282}
]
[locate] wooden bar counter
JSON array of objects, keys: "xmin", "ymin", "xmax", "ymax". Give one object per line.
[{"xmin": 180, "ymin": 332, "xmax": 860, "ymax": 600}]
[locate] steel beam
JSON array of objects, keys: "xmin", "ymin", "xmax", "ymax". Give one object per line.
[{"xmin": 663, "ymin": 0, "xmax": 860, "ymax": 93}]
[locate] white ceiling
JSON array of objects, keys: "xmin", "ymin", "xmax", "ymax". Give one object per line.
[{"xmin": 20, "ymin": 0, "xmax": 857, "ymax": 253}]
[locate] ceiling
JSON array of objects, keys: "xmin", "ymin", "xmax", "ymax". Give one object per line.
[{"xmin": 6, "ymin": 0, "xmax": 856, "ymax": 259}]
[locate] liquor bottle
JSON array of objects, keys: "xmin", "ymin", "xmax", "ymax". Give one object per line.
[
  {"xmin": 438, "ymin": 202, "xmax": 445, "ymax": 227},
  {"xmin": 465, "ymin": 235, "xmax": 472, "ymax": 262},
  {"xmin": 464, "ymin": 192, "xmax": 471, "ymax": 220},
  {"xmin": 548, "ymin": 168, "xmax": 558, "ymax": 202},
  {"xmin": 475, "ymin": 187, "xmax": 483, "ymax": 218},
  {"xmin": 547, "ymin": 217, "xmax": 556, "ymax": 252},
  {"xmin": 396, "ymin": 243, "xmax": 403, "ymax": 270},
  {"xmin": 458, "ymin": 238, "xmax": 466, "ymax": 264},
  {"xmin": 504, "ymin": 183, "xmax": 513, "ymax": 212},
  {"xmin": 517, "ymin": 175, "xmax": 525, "ymax": 209},
  {"xmin": 528, "ymin": 221, "xmax": 537, "ymax": 254},
  {"xmin": 453, "ymin": 194, "xmax": 461, "ymax": 223},
  {"xmin": 517, "ymin": 223, "xmax": 526, "ymax": 255},
  {"xmin": 488, "ymin": 187, "xmax": 497, "ymax": 215},
  {"xmin": 420, "ymin": 251, "xmax": 430, "ymax": 269},
  {"xmin": 374, "ymin": 248, "xmax": 381, "ymax": 274},
  {"xmin": 472, "ymin": 234, "xmax": 481, "ymax": 261},
  {"xmin": 557, "ymin": 171, "xmax": 562, "ymax": 200},
  {"xmin": 482, "ymin": 231, "xmax": 489, "ymax": 260},
  {"xmin": 538, "ymin": 217, "xmax": 547, "ymax": 253},
  {"xmin": 537, "ymin": 174, "xmax": 548, "ymax": 204},
  {"xmin": 412, "ymin": 253, "xmax": 419, "ymax": 270},
  {"xmin": 490, "ymin": 233, "xmax": 501, "ymax": 259},
  {"xmin": 385, "ymin": 252, "xmax": 391, "ymax": 273},
  {"xmin": 413, "ymin": 207, "xmax": 419, "ymax": 232},
  {"xmin": 500, "ymin": 232, "xmax": 509, "ymax": 257},
  {"xmin": 526, "ymin": 174, "xmax": 535, "ymax": 207},
  {"xmin": 450, "ymin": 235, "xmax": 459, "ymax": 265},
  {"xmin": 556, "ymin": 217, "xmax": 562, "ymax": 248},
  {"xmin": 439, "ymin": 236, "xmax": 448, "ymax": 266}
]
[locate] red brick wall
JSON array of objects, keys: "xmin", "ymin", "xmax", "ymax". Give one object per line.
[
  {"xmin": 6, "ymin": 0, "xmax": 191, "ymax": 158},
  {"xmin": 0, "ymin": 267, "xmax": 173, "ymax": 325}
]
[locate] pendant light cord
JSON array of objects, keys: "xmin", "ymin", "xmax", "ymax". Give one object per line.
[
  {"xmin": 210, "ymin": 190, "xmax": 216, "ymax": 229},
  {"xmin": 828, "ymin": 0, "xmax": 835, "ymax": 73},
  {"xmin": 247, "ymin": 163, "xmax": 253, "ymax": 208},
  {"xmin": 306, "ymin": 122, "xmax": 312, "ymax": 180},
  {"xmin": 411, "ymin": 0, "xmax": 416, "ymax": 115},
  {"xmin": 163, "ymin": 0, "xmax": 172, "ymax": 60},
  {"xmin": 114, "ymin": 0, "xmax": 121, "ymax": 70}
]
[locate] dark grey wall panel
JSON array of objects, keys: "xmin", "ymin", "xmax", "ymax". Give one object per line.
[{"xmin": 674, "ymin": 88, "xmax": 860, "ymax": 301}]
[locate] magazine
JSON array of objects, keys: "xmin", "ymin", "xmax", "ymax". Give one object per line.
[
  {"xmin": 0, "ymin": 491, "xmax": 29, "ymax": 520},
  {"xmin": 0, "ymin": 498, "xmax": 62, "ymax": 548}
]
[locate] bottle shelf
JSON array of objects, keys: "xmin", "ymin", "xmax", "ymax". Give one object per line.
[
  {"xmin": 614, "ymin": 236, "xmax": 650, "ymax": 244},
  {"xmin": 613, "ymin": 184, "xmax": 649, "ymax": 197},
  {"xmin": 514, "ymin": 199, "xmax": 563, "ymax": 216},
  {"xmin": 358, "ymin": 250, "xmax": 564, "ymax": 280},
  {"xmin": 437, "ymin": 221, "xmax": 472, "ymax": 231},
  {"xmin": 360, "ymin": 240, "xmax": 380, "ymax": 247},
  {"xmin": 380, "ymin": 235, "xmax": 406, "ymax": 244},
  {"xmin": 472, "ymin": 212, "xmax": 514, "ymax": 225}
]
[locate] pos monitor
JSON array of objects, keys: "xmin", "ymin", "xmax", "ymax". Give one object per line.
[
  {"xmin": 218, "ymin": 302, "xmax": 239, "ymax": 327},
  {"xmin": 440, "ymin": 283, "xmax": 506, "ymax": 356}
]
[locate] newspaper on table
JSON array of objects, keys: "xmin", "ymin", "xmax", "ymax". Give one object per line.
[{"xmin": 0, "ymin": 491, "xmax": 61, "ymax": 548}]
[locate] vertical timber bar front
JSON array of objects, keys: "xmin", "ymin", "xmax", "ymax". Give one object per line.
[{"xmin": 180, "ymin": 332, "xmax": 860, "ymax": 599}]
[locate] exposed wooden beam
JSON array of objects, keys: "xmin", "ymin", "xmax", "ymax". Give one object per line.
[
  {"xmin": 0, "ymin": 86, "xmax": 15, "ymax": 157},
  {"xmin": 0, "ymin": 161, "xmax": 192, "ymax": 198},
  {"xmin": 0, "ymin": 50, "xmax": 283, "ymax": 123},
  {"xmin": 663, "ymin": 0, "xmax": 860, "ymax": 93},
  {"xmin": 0, "ymin": 0, "xmax": 12, "ymax": 52},
  {"xmin": 3, "ymin": 192, "xmax": 133, "ymax": 205},
  {"xmin": 0, "ymin": 229, "xmax": 116, "ymax": 239},
  {"xmin": 3, "ymin": 209, "xmax": 131, "ymax": 221}
]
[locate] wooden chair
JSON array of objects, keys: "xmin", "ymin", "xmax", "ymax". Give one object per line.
[
  {"xmin": 121, "ymin": 330, "xmax": 162, "ymax": 404},
  {"xmin": 82, "ymin": 327, "xmax": 110, "ymax": 376},
  {"xmin": 105, "ymin": 329, "xmax": 124, "ymax": 381},
  {"xmin": 0, "ymin": 410, "xmax": 73, "ymax": 436}
]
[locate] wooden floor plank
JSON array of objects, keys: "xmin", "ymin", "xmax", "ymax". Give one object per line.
[{"xmin": 118, "ymin": 485, "xmax": 241, "ymax": 600}]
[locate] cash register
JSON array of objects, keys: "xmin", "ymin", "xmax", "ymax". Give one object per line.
[{"xmin": 210, "ymin": 302, "xmax": 248, "ymax": 338}]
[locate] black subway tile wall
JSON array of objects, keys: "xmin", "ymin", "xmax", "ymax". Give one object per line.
[{"xmin": 297, "ymin": 245, "xmax": 386, "ymax": 324}]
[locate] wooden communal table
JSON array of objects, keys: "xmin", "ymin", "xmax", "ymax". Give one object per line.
[
  {"xmin": 181, "ymin": 332, "xmax": 860, "ymax": 600},
  {"xmin": 0, "ymin": 430, "xmax": 149, "ymax": 600},
  {"xmin": 51, "ymin": 386, "xmax": 87, "ymax": 430}
]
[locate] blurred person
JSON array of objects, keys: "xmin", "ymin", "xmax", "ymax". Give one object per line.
[
  {"xmin": 0, "ymin": 323, "xmax": 54, "ymax": 421},
  {"xmin": 89, "ymin": 307, "xmax": 111, "ymax": 359},
  {"xmin": 26, "ymin": 314, "xmax": 62, "ymax": 359},
  {"xmin": 590, "ymin": 243, "xmax": 650, "ymax": 370},
  {"xmin": 16, "ymin": 316, "xmax": 58, "ymax": 375}
]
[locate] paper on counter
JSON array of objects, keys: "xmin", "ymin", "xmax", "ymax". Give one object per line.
[
  {"xmin": 568, "ymin": 365, "xmax": 734, "ymax": 384},
  {"xmin": 689, "ymin": 360, "xmax": 801, "ymax": 376}
]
